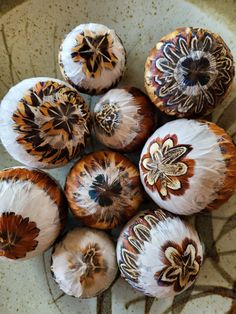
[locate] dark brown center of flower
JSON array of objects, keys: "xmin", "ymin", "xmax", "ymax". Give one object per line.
[
  {"xmin": 181, "ymin": 57, "xmax": 210, "ymax": 86},
  {"xmin": 0, "ymin": 232, "xmax": 20, "ymax": 250},
  {"xmin": 89, "ymin": 174, "xmax": 122, "ymax": 207}
]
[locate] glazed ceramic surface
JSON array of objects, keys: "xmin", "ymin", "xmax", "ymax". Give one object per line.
[{"xmin": 0, "ymin": 0, "xmax": 236, "ymax": 313}]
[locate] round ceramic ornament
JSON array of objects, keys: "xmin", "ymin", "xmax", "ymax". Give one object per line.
[
  {"xmin": 144, "ymin": 27, "xmax": 235, "ymax": 118},
  {"xmin": 0, "ymin": 77, "xmax": 90, "ymax": 169},
  {"xmin": 117, "ymin": 208, "xmax": 203, "ymax": 298},
  {"xmin": 51, "ymin": 227, "xmax": 118, "ymax": 298},
  {"xmin": 93, "ymin": 87, "xmax": 155, "ymax": 152},
  {"xmin": 65, "ymin": 150, "xmax": 144, "ymax": 229},
  {"xmin": 0, "ymin": 167, "xmax": 67, "ymax": 261},
  {"xmin": 139, "ymin": 119, "xmax": 236, "ymax": 215},
  {"xmin": 59, "ymin": 23, "xmax": 126, "ymax": 95}
]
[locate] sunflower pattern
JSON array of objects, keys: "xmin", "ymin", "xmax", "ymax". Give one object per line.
[
  {"xmin": 140, "ymin": 135, "xmax": 195, "ymax": 199},
  {"xmin": 0, "ymin": 212, "xmax": 40, "ymax": 260},
  {"xmin": 71, "ymin": 29, "xmax": 118, "ymax": 78},
  {"xmin": 12, "ymin": 81, "xmax": 90, "ymax": 167},
  {"xmin": 156, "ymin": 238, "xmax": 202, "ymax": 292},
  {"xmin": 145, "ymin": 27, "xmax": 235, "ymax": 117}
]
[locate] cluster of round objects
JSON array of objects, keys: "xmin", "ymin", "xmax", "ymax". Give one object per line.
[{"xmin": 0, "ymin": 23, "xmax": 236, "ymax": 300}]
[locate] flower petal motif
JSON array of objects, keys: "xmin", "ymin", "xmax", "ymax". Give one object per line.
[
  {"xmin": 149, "ymin": 142, "xmax": 162, "ymax": 160},
  {"xmin": 118, "ymin": 220, "xmax": 154, "ymax": 285},
  {"xmin": 146, "ymin": 27, "xmax": 234, "ymax": 117},
  {"xmin": 120, "ymin": 249, "xmax": 139, "ymax": 282},
  {"xmin": 72, "ymin": 30, "xmax": 118, "ymax": 78},
  {"xmin": 162, "ymin": 163, "xmax": 188, "ymax": 177},
  {"xmin": 142, "ymin": 157, "xmax": 153, "ymax": 170},
  {"xmin": 141, "ymin": 135, "xmax": 194, "ymax": 199},
  {"xmin": 128, "ymin": 236, "xmax": 143, "ymax": 253},
  {"xmin": 163, "ymin": 43, "xmax": 179, "ymax": 63},
  {"xmin": 155, "ymin": 58, "xmax": 175, "ymax": 73},
  {"xmin": 156, "ymin": 239, "xmax": 202, "ymax": 292},
  {"xmin": 160, "ymin": 180, "xmax": 168, "ymax": 197},
  {"xmin": 95, "ymin": 102, "xmax": 120, "ymax": 134},
  {"xmin": 162, "ymin": 138, "xmax": 174, "ymax": 152},
  {"xmin": 0, "ymin": 212, "xmax": 40, "ymax": 260},
  {"xmin": 133, "ymin": 224, "xmax": 151, "ymax": 242},
  {"xmin": 178, "ymin": 37, "xmax": 189, "ymax": 56},
  {"xmin": 166, "ymin": 176, "xmax": 181, "ymax": 190},
  {"xmin": 162, "ymin": 147, "xmax": 188, "ymax": 164},
  {"xmin": 146, "ymin": 170, "xmax": 158, "ymax": 186}
]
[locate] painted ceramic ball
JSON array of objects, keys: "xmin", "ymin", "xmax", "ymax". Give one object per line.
[
  {"xmin": 51, "ymin": 227, "xmax": 118, "ymax": 298},
  {"xmin": 144, "ymin": 27, "xmax": 235, "ymax": 118},
  {"xmin": 139, "ymin": 119, "xmax": 236, "ymax": 215},
  {"xmin": 0, "ymin": 77, "xmax": 90, "ymax": 169},
  {"xmin": 59, "ymin": 23, "xmax": 126, "ymax": 95},
  {"xmin": 65, "ymin": 150, "xmax": 144, "ymax": 229},
  {"xmin": 116, "ymin": 208, "xmax": 203, "ymax": 298},
  {"xmin": 93, "ymin": 87, "xmax": 155, "ymax": 152},
  {"xmin": 0, "ymin": 167, "xmax": 67, "ymax": 260}
]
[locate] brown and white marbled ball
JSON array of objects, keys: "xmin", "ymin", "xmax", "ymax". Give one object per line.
[
  {"xmin": 139, "ymin": 119, "xmax": 236, "ymax": 215},
  {"xmin": 145, "ymin": 27, "xmax": 235, "ymax": 118},
  {"xmin": 65, "ymin": 151, "xmax": 144, "ymax": 229},
  {"xmin": 93, "ymin": 87, "xmax": 155, "ymax": 152},
  {"xmin": 0, "ymin": 167, "xmax": 67, "ymax": 260},
  {"xmin": 59, "ymin": 23, "xmax": 126, "ymax": 95},
  {"xmin": 117, "ymin": 208, "xmax": 203, "ymax": 298},
  {"xmin": 0, "ymin": 78, "xmax": 90, "ymax": 169},
  {"xmin": 51, "ymin": 228, "xmax": 117, "ymax": 298}
]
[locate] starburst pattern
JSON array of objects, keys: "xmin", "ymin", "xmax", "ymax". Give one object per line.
[
  {"xmin": 71, "ymin": 29, "xmax": 118, "ymax": 78},
  {"xmin": 65, "ymin": 151, "xmax": 143, "ymax": 229},
  {"xmin": 145, "ymin": 27, "xmax": 235, "ymax": 117},
  {"xmin": 0, "ymin": 212, "xmax": 39, "ymax": 259},
  {"xmin": 12, "ymin": 80, "xmax": 90, "ymax": 166}
]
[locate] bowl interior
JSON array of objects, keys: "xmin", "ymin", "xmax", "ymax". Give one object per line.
[{"xmin": 0, "ymin": 1, "xmax": 236, "ymax": 313}]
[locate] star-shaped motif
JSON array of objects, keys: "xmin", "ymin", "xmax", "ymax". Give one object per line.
[
  {"xmin": 156, "ymin": 238, "xmax": 202, "ymax": 292},
  {"xmin": 71, "ymin": 30, "xmax": 118, "ymax": 78}
]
